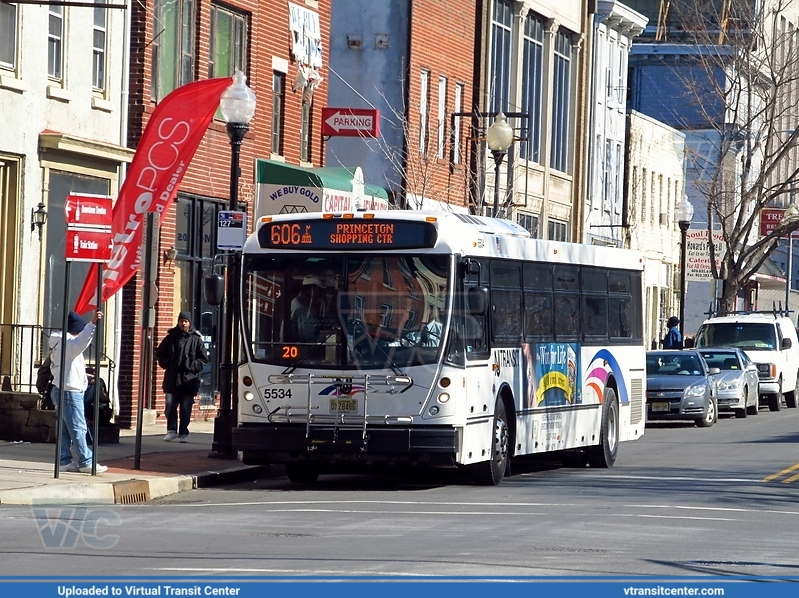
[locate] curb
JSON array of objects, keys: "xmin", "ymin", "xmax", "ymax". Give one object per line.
[{"xmin": 0, "ymin": 465, "xmax": 274, "ymax": 505}]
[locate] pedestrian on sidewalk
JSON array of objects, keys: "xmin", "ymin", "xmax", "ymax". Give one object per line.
[
  {"xmin": 50, "ymin": 310, "xmax": 108, "ymax": 474},
  {"xmin": 662, "ymin": 316, "xmax": 683, "ymax": 350},
  {"xmin": 156, "ymin": 311, "xmax": 208, "ymax": 443}
]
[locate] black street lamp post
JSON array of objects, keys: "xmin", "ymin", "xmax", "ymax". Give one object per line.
[
  {"xmin": 210, "ymin": 71, "xmax": 256, "ymax": 458},
  {"xmin": 675, "ymin": 196, "xmax": 694, "ymax": 342},
  {"xmin": 485, "ymin": 112, "xmax": 513, "ymax": 218}
]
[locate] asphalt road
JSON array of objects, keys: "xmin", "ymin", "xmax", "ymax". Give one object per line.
[{"xmin": 2, "ymin": 406, "xmax": 799, "ymax": 578}]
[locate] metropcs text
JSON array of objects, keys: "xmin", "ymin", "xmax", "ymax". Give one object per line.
[{"xmin": 58, "ymin": 586, "xmax": 240, "ymax": 597}]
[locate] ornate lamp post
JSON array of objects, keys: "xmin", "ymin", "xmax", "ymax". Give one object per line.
[
  {"xmin": 675, "ymin": 195, "xmax": 694, "ymax": 341},
  {"xmin": 211, "ymin": 71, "xmax": 256, "ymax": 457},
  {"xmin": 485, "ymin": 112, "xmax": 513, "ymax": 218}
]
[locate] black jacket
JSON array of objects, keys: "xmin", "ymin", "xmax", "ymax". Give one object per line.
[{"xmin": 156, "ymin": 326, "xmax": 209, "ymax": 394}]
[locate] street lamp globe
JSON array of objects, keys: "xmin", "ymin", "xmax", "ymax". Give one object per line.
[
  {"xmin": 675, "ymin": 195, "xmax": 694, "ymax": 229},
  {"xmin": 486, "ymin": 112, "xmax": 513, "ymax": 155},
  {"xmin": 220, "ymin": 70, "xmax": 256, "ymax": 125}
]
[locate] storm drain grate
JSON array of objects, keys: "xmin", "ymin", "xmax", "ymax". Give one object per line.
[{"xmin": 113, "ymin": 480, "xmax": 151, "ymax": 504}]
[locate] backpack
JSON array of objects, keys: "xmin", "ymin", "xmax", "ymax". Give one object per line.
[{"xmin": 36, "ymin": 352, "xmax": 55, "ymax": 410}]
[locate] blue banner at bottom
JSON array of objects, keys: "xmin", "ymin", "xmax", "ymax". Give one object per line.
[{"xmin": 1, "ymin": 579, "xmax": 798, "ymax": 598}]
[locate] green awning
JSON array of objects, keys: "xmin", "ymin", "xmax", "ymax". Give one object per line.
[{"xmin": 256, "ymin": 159, "xmax": 354, "ymax": 193}]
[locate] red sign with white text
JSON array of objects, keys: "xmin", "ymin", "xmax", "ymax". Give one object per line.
[
  {"xmin": 760, "ymin": 208, "xmax": 785, "ymax": 236},
  {"xmin": 66, "ymin": 229, "xmax": 113, "ymax": 262},
  {"xmin": 321, "ymin": 107, "xmax": 379, "ymax": 138},
  {"xmin": 64, "ymin": 194, "xmax": 113, "ymax": 228}
]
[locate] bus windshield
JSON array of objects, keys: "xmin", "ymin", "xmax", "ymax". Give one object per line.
[{"xmin": 242, "ymin": 254, "xmax": 451, "ymax": 370}]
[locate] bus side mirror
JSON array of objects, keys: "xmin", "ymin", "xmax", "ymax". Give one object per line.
[
  {"xmin": 782, "ymin": 337, "xmax": 792, "ymax": 350},
  {"xmin": 467, "ymin": 287, "xmax": 488, "ymax": 315},
  {"xmin": 204, "ymin": 274, "xmax": 225, "ymax": 306}
]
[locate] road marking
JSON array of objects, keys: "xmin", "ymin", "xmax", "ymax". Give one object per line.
[{"xmin": 762, "ymin": 463, "xmax": 799, "ymax": 483}]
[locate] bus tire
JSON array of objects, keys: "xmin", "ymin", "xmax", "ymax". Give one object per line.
[
  {"xmin": 286, "ymin": 462, "xmax": 320, "ymax": 483},
  {"xmin": 471, "ymin": 397, "xmax": 510, "ymax": 485},
  {"xmin": 587, "ymin": 388, "xmax": 619, "ymax": 468}
]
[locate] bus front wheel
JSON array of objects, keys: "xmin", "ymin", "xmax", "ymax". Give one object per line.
[
  {"xmin": 286, "ymin": 462, "xmax": 320, "ymax": 483},
  {"xmin": 471, "ymin": 398, "xmax": 510, "ymax": 485},
  {"xmin": 587, "ymin": 388, "xmax": 619, "ymax": 468}
]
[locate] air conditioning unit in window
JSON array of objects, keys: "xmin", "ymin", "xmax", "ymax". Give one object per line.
[{"xmin": 659, "ymin": 212, "xmax": 669, "ymax": 226}]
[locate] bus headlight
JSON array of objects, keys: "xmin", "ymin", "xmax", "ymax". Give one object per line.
[
  {"xmin": 252, "ymin": 404, "xmax": 263, "ymax": 414},
  {"xmin": 428, "ymin": 406, "xmax": 439, "ymax": 415},
  {"xmin": 437, "ymin": 392, "xmax": 450, "ymax": 403},
  {"xmin": 244, "ymin": 391, "xmax": 254, "ymax": 401}
]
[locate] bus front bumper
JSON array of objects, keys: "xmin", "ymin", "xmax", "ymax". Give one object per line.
[{"xmin": 233, "ymin": 423, "xmax": 458, "ymax": 465}]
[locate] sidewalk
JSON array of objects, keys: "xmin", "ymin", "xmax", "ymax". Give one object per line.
[{"xmin": 0, "ymin": 420, "xmax": 274, "ymax": 505}]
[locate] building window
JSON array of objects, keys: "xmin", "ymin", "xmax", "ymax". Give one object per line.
[
  {"xmin": 271, "ymin": 72, "xmax": 285, "ymax": 155},
  {"xmin": 604, "ymin": 139, "xmax": 613, "ymax": 213},
  {"xmin": 209, "ymin": 4, "xmax": 247, "ymax": 79},
  {"xmin": 551, "ymin": 29, "xmax": 572, "ymax": 173},
  {"xmin": 300, "ymin": 102, "xmax": 312, "ymax": 162},
  {"xmin": 92, "ymin": 0, "xmax": 107, "ymax": 91},
  {"xmin": 490, "ymin": 0, "xmax": 512, "ymax": 113},
  {"xmin": 615, "ymin": 143, "xmax": 622, "ymax": 214},
  {"xmin": 517, "ymin": 213, "xmax": 539, "ymax": 237},
  {"xmin": 48, "ymin": 6, "xmax": 63, "ymax": 80},
  {"xmin": 380, "ymin": 304, "xmax": 394, "ymax": 328},
  {"xmin": 0, "ymin": 2, "xmax": 17, "ymax": 69},
  {"xmin": 453, "ymin": 83, "xmax": 464, "ymax": 164},
  {"xmin": 151, "ymin": 0, "xmax": 196, "ymax": 101},
  {"xmin": 419, "ymin": 70, "xmax": 429, "ymax": 154},
  {"xmin": 521, "ymin": 12, "xmax": 543, "ymax": 162},
  {"xmin": 641, "ymin": 167, "xmax": 647, "ymax": 223},
  {"xmin": 548, "ymin": 219, "xmax": 568, "ymax": 242},
  {"xmin": 437, "ymin": 76, "xmax": 447, "ymax": 159}
]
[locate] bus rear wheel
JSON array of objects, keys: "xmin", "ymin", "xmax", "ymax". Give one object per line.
[
  {"xmin": 587, "ymin": 388, "xmax": 618, "ymax": 468},
  {"xmin": 471, "ymin": 398, "xmax": 509, "ymax": 485},
  {"xmin": 286, "ymin": 462, "xmax": 320, "ymax": 483}
]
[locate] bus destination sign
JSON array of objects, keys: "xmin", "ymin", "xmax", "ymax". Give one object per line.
[{"xmin": 258, "ymin": 220, "xmax": 438, "ymax": 250}]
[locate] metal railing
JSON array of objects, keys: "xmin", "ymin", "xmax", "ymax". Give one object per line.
[{"xmin": 0, "ymin": 323, "xmax": 116, "ymax": 412}]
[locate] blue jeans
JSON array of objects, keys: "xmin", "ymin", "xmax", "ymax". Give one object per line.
[
  {"xmin": 165, "ymin": 392, "xmax": 194, "ymax": 437},
  {"xmin": 52, "ymin": 387, "xmax": 94, "ymax": 468}
]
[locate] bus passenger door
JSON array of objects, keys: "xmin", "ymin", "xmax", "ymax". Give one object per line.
[{"xmin": 462, "ymin": 260, "xmax": 492, "ymax": 422}]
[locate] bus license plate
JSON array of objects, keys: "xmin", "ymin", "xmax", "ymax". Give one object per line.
[
  {"xmin": 330, "ymin": 399, "xmax": 357, "ymax": 413},
  {"xmin": 651, "ymin": 401, "xmax": 669, "ymax": 412}
]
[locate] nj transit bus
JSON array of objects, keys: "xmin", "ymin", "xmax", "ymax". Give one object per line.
[{"xmin": 232, "ymin": 211, "xmax": 646, "ymax": 485}]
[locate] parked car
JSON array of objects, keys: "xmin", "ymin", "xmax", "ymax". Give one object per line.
[
  {"xmin": 697, "ymin": 348, "xmax": 759, "ymax": 418},
  {"xmin": 646, "ymin": 350, "xmax": 720, "ymax": 427},
  {"xmin": 694, "ymin": 312, "xmax": 799, "ymax": 411}
]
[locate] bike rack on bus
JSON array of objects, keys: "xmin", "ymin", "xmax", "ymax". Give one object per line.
[{"xmin": 267, "ymin": 373, "xmax": 413, "ymax": 451}]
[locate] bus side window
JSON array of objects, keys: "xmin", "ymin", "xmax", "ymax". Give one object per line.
[{"xmin": 464, "ymin": 260, "xmax": 488, "ymax": 357}]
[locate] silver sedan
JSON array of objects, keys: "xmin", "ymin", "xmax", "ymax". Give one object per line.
[{"xmin": 698, "ymin": 348, "xmax": 760, "ymax": 418}]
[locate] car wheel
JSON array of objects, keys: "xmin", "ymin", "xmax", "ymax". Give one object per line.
[
  {"xmin": 286, "ymin": 462, "xmax": 320, "ymax": 483},
  {"xmin": 747, "ymin": 390, "xmax": 759, "ymax": 416},
  {"xmin": 471, "ymin": 397, "xmax": 510, "ymax": 485},
  {"xmin": 696, "ymin": 395, "xmax": 716, "ymax": 427},
  {"xmin": 735, "ymin": 387, "xmax": 748, "ymax": 418},
  {"xmin": 588, "ymin": 388, "xmax": 619, "ymax": 468},
  {"xmin": 785, "ymin": 377, "xmax": 799, "ymax": 408},
  {"xmin": 768, "ymin": 381, "xmax": 783, "ymax": 412}
]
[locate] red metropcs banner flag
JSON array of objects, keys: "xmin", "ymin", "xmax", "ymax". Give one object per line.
[{"xmin": 74, "ymin": 77, "xmax": 233, "ymax": 314}]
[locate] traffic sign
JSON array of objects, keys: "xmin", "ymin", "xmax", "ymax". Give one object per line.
[
  {"xmin": 64, "ymin": 193, "xmax": 113, "ymax": 228},
  {"xmin": 217, "ymin": 211, "xmax": 247, "ymax": 250},
  {"xmin": 66, "ymin": 228, "xmax": 113, "ymax": 262},
  {"xmin": 321, "ymin": 107, "xmax": 379, "ymax": 138}
]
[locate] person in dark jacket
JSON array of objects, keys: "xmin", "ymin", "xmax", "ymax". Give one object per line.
[
  {"xmin": 662, "ymin": 316, "xmax": 683, "ymax": 350},
  {"xmin": 156, "ymin": 311, "xmax": 208, "ymax": 442}
]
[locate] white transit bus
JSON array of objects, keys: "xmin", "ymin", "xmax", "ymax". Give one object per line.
[{"xmin": 232, "ymin": 211, "xmax": 646, "ymax": 484}]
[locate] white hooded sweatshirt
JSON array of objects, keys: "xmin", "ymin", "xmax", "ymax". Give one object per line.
[{"xmin": 49, "ymin": 322, "xmax": 96, "ymax": 392}]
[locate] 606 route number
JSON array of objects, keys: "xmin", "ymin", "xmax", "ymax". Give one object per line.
[{"xmin": 271, "ymin": 223, "xmax": 301, "ymax": 245}]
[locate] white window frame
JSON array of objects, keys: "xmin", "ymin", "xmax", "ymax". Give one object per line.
[
  {"xmin": 453, "ymin": 83, "xmax": 464, "ymax": 164},
  {"xmin": 437, "ymin": 76, "xmax": 447, "ymax": 159},
  {"xmin": 92, "ymin": 0, "xmax": 107, "ymax": 91},
  {"xmin": 0, "ymin": 2, "xmax": 18, "ymax": 71},
  {"xmin": 48, "ymin": 5, "xmax": 64, "ymax": 81},
  {"xmin": 419, "ymin": 70, "xmax": 429, "ymax": 154}
]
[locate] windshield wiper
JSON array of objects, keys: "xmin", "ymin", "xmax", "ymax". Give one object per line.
[
  {"xmin": 349, "ymin": 318, "xmax": 406, "ymax": 376},
  {"xmin": 281, "ymin": 325, "xmax": 341, "ymax": 375}
]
